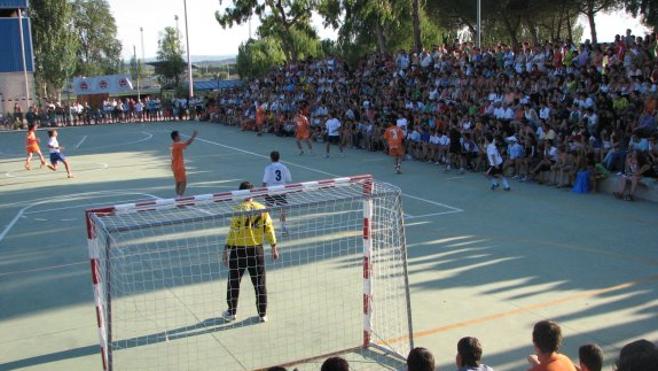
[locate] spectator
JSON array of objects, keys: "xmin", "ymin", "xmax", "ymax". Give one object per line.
[
  {"xmin": 407, "ymin": 347, "xmax": 436, "ymax": 371},
  {"xmin": 321, "ymin": 356, "xmax": 349, "ymax": 371},
  {"xmin": 527, "ymin": 320, "xmax": 576, "ymax": 371},
  {"xmin": 456, "ymin": 336, "xmax": 494, "ymax": 371},
  {"xmin": 577, "ymin": 344, "xmax": 603, "ymax": 371},
  {"xmin": 615, "ymin": 339, "xmax": 658, "ymax": 371}
]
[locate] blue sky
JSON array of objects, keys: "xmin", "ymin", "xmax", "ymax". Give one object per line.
[{"xmin": 108, "ymin": 0, "xmax": 649, "ymax": 60}]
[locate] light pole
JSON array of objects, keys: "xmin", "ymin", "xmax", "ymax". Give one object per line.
[
  {"xmin": 476, "ymin": 0, "xmax": 481, "ymax": 49},
  {"xmin": 183, "ymin": 0, "xmax": 194, "ymax": 100},
  {"xmin": 140, "ymin": 27, "xmax": 145, "ymax": 62},
  {"xmin": 17, "ymin": 8, "xmax": 30, "ymax": 109},
  {"xmin": 134, "ymin": 45, "xmax": 141, "ymax": 101}
]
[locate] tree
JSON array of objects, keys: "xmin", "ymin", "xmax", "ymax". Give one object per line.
[
  {"xmin": 236, "ymin": 37, "xmax": 287, "ymax": 78},
  {"xmin": 624, "ymin": 0, "xmax": 658, "ymax": 31},
  {"xmin": 412, "ymin": 0, "xmax": 422, "ymax": 51},
  {"xmin": 216, "ymin": 0, "xmax": 316, "ymax": 62},
  {"xmin": 30, "ymin": 0, "xmax": 78, "ymax": 99},
  {"xmin": 572, "ymin": 0, "xmax": 620, "ymax": 44},
  {"xmin": 155, "ymin": 27, "xmax": 186, "ymax": 89},
  {"xmin": 71, "ymin": 0, "xmax": 122, "ymax": 76},
  {"xmin": 129, "ymin": 54, "xmax": 143, "ymax": 84}
]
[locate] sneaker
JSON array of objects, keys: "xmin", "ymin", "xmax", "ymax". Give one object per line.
[
  {"xmin": 298, "ymin": 150, "xmax": 304, "ymax": 156},
  {"xmin": 325, "ymin": 154, "xmax": 330, "ymax": 159},
  {"xmin": 222, "ymin": 310, "xmax": 236, "ymax": 322},
  {"xmin": 259, "ymin": 315, "xmax": 268, "ymax": 323},
  {"xmin": 504, "ymin": 187, "xmax": 511, "ymax": 192},
  {"xmin": 490, "ymin": 183, "xmax": 499, "ymax": 191},
  {"xmin": 396, "ymin": 168, "xmax": 402, "ymax": 174},
  {"xmin": 282, "ymin": 225, "xmax": 289, "ymax": 236}
]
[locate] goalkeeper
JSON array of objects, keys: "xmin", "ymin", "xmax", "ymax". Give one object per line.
[{"xmin": 222, "ymin": 181, "xmax": 279, "ymax": 323}]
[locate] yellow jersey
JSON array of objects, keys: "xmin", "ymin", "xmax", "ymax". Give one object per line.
[{"xmin": 225, "ymin": 200, "xmax": 276, "ymax": 247}]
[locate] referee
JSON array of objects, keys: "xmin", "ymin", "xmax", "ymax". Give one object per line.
[{"xmin": 222, "ymin": 181, "xmax": 279, "ymax": 323}]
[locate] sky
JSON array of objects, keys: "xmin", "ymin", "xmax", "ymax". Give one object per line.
[{"xmin": 108, "ymin": 0, "xmax": 650, "ymax": 60}]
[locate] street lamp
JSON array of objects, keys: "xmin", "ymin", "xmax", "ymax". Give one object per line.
[
  {"xmin": 477, "ymin": 0, "xmax": 481, "ymax": 48},
  {"xmin": 183, "ymin": 0, "xmax": 194, "ymax": 100}
]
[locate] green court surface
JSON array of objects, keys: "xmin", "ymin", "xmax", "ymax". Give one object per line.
[{"xmin": 1, "ymin": 122, "xmax": 657, "ymax": 370}]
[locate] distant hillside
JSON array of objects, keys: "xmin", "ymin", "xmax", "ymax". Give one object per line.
[{"xmin": 130, "ymin": 55, "xmax": 236, "ymax": 65}]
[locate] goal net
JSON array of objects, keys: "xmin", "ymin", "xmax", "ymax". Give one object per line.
[{"xmin": 85, "ymin": 175, "xmax": 413, "ymax": 370}]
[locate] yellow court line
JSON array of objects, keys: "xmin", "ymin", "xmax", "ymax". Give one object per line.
[{"xmin": 387, "ymin": 273, "xmax": 658, "ymax": 344}]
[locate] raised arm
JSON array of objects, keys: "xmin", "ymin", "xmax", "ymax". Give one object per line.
[{"xmin": 186, "ymin": 130, "xmax": 198, "ymax": 146}]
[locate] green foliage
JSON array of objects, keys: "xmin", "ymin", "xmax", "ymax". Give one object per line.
[
  {"xmin": 71, "ymin": 0, "xmax": 122, "ymax": 76},
  {"xmin": 216, "ymin": 0, "xmax": 316, "ymax": 61},
  {"xmin": 236, "ymin": 37, "xmax": 287, "ymax": 78},
  {"xmin": 129, "ymin": 55, "xmax": 143, "ymax": 83},
  {"xmin": 155, "ymin": 27, "xmax": 186, "ymax": 89},
  {"xmin": 30, "ymin": 0, "xmax": 78, "ymax": 98},
  {"xmin": 625, "ymin": 0, "xmax": 658, "ymax": 31}
]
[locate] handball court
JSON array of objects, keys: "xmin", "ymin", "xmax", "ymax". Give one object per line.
[{"xmin": 0, "ymin": 122, "xmax": 656, "ymax": 370}]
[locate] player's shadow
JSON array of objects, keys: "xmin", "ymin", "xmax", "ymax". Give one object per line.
[{"xmin": 112, "ymin": 316, "xmax": 261, "ymax": 350}]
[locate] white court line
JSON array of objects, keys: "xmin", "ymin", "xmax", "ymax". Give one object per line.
[
  {"xmin": 75, "ymin": 135, "xmax": 88, "ymax": 149},
  {"xmin": 404, "ymin": 210, "xmax": 463, "ymax": 220},
  {"xmin": 5, "ymin": 162, "xmax": 108, "ymax": 178},
  {"xmin": 446, "ymin": 176, "xmax": 465, "ymax": 180},
  {"xmin": 92, "ymin": 130, "xmax": 153, "ymax": 150},
  {"xmin": 191, "ymin": 136, "xmax": 464, "ymax": 214},
  {"xmin": 0, "ymin": 191, "xmax": 161, "ymax": 244}
]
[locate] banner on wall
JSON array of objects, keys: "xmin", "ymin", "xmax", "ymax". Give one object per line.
[{"xmin": 72, "ymin": 75, "xmax": 134, "ymax": 96}]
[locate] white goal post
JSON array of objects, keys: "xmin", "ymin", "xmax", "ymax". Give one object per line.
[{"xmin": 85, "ymin": 174, "xmax": 414, "ymax": 370}]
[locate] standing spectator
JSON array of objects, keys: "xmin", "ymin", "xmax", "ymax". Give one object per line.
[
  {"xmin": 527, "ymin": 320, "xmax": 576, "ymax": 371},
  {"xmin": 456, "ymin": 336, "xmax": 494, "ymax": 371}
]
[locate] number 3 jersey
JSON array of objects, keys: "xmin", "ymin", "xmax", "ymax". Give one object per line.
[
  {"xmin": 263, "ymin": 162, "xmax": 292, "ymax": 186},
  {"xmin": 225, "ymin": 200, "xmax": 277, "ymax": 247}
]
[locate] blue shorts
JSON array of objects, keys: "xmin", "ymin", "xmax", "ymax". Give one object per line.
[{"xmin": 50, "ymin": 152, "xmax": 65, "ymax": 165}]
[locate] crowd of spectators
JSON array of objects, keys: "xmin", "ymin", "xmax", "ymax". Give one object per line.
[
  {"xmin": 266, "ymin": 320, "xmax": 657, "ymax": 370},
  {"xmin": 214, "ymin": 30, "xmax": 658, "ymax": 201},
  {"xmin": 1, "ymin": 97, "xmax": 206, "ymax": 129}
]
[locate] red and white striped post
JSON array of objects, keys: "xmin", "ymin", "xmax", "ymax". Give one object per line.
[
  {"xmin": 86, "ymin": 209, "xmax": 114, "ymax": 371},
  {"xmin": 362, "ymin": 178, "xmax": 373, "ymax": 348}
]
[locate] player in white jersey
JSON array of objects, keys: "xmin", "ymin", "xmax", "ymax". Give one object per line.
[
  {"xmin": 485, "ymin": 133, "xmax": 510, "ymax": 191},
  {"xmin": 262, "ymin": 151, "xmax": 292, "ymax": 234},
  {"xmin": 324, "ymin": 112, "xmax": 343, "ymax": 158},
  {"xmin": 46, "ymin": 130, "xmax": 74, "ymax": 178}
]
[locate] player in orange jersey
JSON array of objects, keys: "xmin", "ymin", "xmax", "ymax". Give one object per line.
[
  {"xmin": 294, "ymin": 107, "xmax": 313, "ymax": 155},
  {"xmin": 255, "ymin": 104, "xmax": 266, "ymax": 136},
  {"xmin": 170, "ymin": 130, "xmax": 197, "ymax": 198},
  {"xmin": 24, "ymin": 123, "xmax": 47, "ymax": 170},
  {"xmin": 384, "ymin": 121, "xmax": 405, "ymax": 174}
]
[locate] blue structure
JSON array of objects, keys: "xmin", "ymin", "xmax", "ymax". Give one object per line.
[
  {"xmin": 0, "ymin": 0, "xmax": 34, "ymax": 114},
  {"xmin": 0, "ymin": 17, "xmax": 34, "ymax": 73},
  {"xmin": 0, "ymin": 1, "xmax": 28, "ymax": 8},
  {"xmin": 192, "ymin": 79, "xmax": 243, "ymax": 92}
]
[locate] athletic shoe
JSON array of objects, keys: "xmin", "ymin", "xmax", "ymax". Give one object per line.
[
  {"xmin": 259, "ymin": 315, "xmax": 268, "ymax": 323},
  {"xmin": 298, "ymin": 151, "xmax": 304, "ymax": 156},
  {"xmin": 222, "ymin": 310, "xmax": 236, "ymax": 322},
  {"xmin": 504, "ymin": 187, "xmax": 511, "ymax": 192},
  {"xmin": 282, "ymin": 225, "xmax": 289, "ymax": 236},
  {"xmin": 396, "ymin": 168, "xmax": 402, "ymax": 174},
  {"xmin": 490, "ymin": 183, "xmax": 499, "ymax": 191},
  {"xmin": 325, "ymin": 154, "xmax": 330, "ymax": 159}
]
